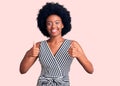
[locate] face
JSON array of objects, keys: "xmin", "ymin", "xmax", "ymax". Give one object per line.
[{"xmin": 46, "ymin": 14, "xmax": 64, "ymax": 37}]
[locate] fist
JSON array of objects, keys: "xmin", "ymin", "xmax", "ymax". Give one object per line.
[
  {"xmin": 68, "ymin": 42, "xmax": 80, "ymax": 58},
  {"xmin": 29, "ymin": 42, "xmax": 40, "ymax": 57}
]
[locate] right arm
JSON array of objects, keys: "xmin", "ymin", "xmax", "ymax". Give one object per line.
[{"xmin": 19, "ymin": 42, "xmax": 40, "ymax": 74}]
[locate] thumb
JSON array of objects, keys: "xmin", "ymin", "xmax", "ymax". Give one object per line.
[
  {"xmin": 70, "ymin": 42, "xmax": 76, "ymax": 49},
  {"xmin": 70, "ymin": 43, "xmax": 74, "ymax": 49},
  {"xmin": 33, "ymin": 41, "xmax": 36, "ymax": 48}
]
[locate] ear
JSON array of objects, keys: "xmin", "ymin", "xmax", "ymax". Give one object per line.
[{"xmin": 62, "ymin": 24, "xmax": 64, "ymax": 29}]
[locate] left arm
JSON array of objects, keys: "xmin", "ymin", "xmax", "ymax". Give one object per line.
[{"xmin": 68, "ymin": 41, "xmax": 94, "ymax": 74}]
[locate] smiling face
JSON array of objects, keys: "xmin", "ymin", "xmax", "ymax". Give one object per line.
[{"xmin": 46, "ymin": 14, "xmax": 64, "ymax": 37}]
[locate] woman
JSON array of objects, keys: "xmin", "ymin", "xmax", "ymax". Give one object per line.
[{"xmin": 20, "ymin": 2, "xmax": 94, "ymax": 86}]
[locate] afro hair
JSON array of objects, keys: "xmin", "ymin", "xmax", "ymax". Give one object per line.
[{"xmin": 37, "ymin": 2, "xmax": 71, "ymax": 37}]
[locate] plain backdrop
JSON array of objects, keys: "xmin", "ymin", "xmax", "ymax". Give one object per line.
[{"xmin": 0, "ymin": 0, "xmax": 120, "ymax": 86}]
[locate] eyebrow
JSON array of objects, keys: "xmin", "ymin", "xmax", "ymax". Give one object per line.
[{"xmin": 46, "ymin": 20, "xmax": 61, "ymax": 22}]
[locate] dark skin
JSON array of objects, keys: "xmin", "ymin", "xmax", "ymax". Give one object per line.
[{"xmin": 20, "ymin": 14, "xmax": 94, "ymax": 74}]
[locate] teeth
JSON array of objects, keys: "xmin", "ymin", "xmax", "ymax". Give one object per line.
[{"xmin": 52, "ymin": 29, "xmax": 57, "ymax": 32}]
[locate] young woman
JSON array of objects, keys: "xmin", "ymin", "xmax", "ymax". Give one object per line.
[{"xmin": 20, "ymin": 2, "xmax": 94, "ymax": 86}]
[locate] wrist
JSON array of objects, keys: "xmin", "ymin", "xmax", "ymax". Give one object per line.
[
  {"xmin": 76, "ymin": 53, "xmax": 83, "ymax": 59},
  {"xmin": 26, "ymin": 50, "xmax": 34, "ymax": 58}
]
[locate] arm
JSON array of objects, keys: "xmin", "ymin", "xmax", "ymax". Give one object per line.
[
  {"xmin": 68, "ymin": 41, "xmax": 94, "ymax": 74},
  {"xmin": 19, "ymin": 42, "xmax": 40, "ymax": 74}
]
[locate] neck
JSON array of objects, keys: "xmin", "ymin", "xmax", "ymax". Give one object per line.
[{"xmin": 48, "ymin": 36, "xmax": 64, "ymax": 43}]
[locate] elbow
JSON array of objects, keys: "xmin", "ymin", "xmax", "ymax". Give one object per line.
[
  {"xmin": 84, "ymin": 64, "xmax": 94, "ymax": 74},
  {"xmin": 19, "ymin": 65, "xmax": 28, "ymax": 74},
  {"xmin": 20, "ymin": 69, "xmax": 27, "ymax": 74},
  {"xmin": 87, "ymin": 69, "xmax": 94, "ymax": 74},
  {"xmin": 86, "ymin": 66, "xmax": 94, "ymax": 74}
]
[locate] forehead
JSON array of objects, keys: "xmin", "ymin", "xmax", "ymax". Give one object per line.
[{"xmin": 46, "ymin": 14, "xmax": 62, "ymax": 21}]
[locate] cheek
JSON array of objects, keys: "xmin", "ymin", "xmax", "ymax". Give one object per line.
[
  {"xmin": 58, "ymin": 25, "xmax": 63, "ymax": 29},
  {"xmin": 46, "ymin": 26, "xmax": 51, "ymax": 30},
  {"xmin": 46, "ymin": 25, "xmax": 50, "ymax": 28}
]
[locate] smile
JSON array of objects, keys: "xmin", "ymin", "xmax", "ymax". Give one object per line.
[{"xmin": 51, "ymin": 29, "xmax": 57, "ymax": 33}]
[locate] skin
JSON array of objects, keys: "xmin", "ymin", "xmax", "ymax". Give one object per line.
[{"xmin": 20, "ymin": 14, "xmax": 94, "ymax": 74}]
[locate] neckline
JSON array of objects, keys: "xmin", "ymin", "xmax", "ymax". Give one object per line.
[{"xmin": 45, "ymin": 39, "xmax": 66, "ymax": 58}]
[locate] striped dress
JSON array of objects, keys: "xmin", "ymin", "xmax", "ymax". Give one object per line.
[{"xmin": 37, "ymin": 39, "xmax": 74, "ymax": 86}]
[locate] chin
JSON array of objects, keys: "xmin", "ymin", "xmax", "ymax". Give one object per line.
[{"xmin": 50, "ymin": 34, "xmax": 61, "ymax": 37}]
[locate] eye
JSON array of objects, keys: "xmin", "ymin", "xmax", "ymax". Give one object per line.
[
  {"xmin": 55, "ymin": 21, "xmax": 60, "ymax": 24},
  {"xmin": 47, "ymin": 22, "xmax": 52, "ymax": 26}
]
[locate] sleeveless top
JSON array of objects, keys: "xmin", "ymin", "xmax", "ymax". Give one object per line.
[{"xmin": 37, "ymin": 39, "xmax": 74, "ymax": 86}]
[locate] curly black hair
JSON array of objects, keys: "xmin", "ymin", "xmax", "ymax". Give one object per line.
[{"xmin": 37, "ymin": 2, "xmax": 71, "ymax": 37}]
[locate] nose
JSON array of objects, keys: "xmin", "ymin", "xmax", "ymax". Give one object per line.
[{"xmin": 52, "ymin": 23, "xmax": 56, "ymax": 28}]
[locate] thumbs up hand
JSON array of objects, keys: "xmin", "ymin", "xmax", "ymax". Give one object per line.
[
  {"xmin": 68, "ymin": 41, "xmax": 81, "ymax": 58},
  {"xmin": 68, "ymin": 41, "xmax": 94, "ymax": 74},
  {"xmin": 28, "ymin": 42, "xmax": 40, "ymax": 57}
]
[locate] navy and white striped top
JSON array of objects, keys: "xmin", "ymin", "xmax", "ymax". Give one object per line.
[{"xmin": 37, "ymin": 39, "xmax": 74, "ymax": 86}]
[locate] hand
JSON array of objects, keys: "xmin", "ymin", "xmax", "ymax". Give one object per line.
[
  {"xmin": 68, "ymin": 42, "xmax": 81, "ymax": 58},
  {"xmin": 28, "ymin": 42, "xmax": 40, "ymax": 57},
  {"xmin": 68, "ymin": 41, "xmax": 94, "ymax": 74}
]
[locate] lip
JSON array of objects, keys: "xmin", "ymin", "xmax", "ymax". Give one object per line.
[{"xmin": 51, "ymin": 29, "xmax": 57, "ymax": 33}]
